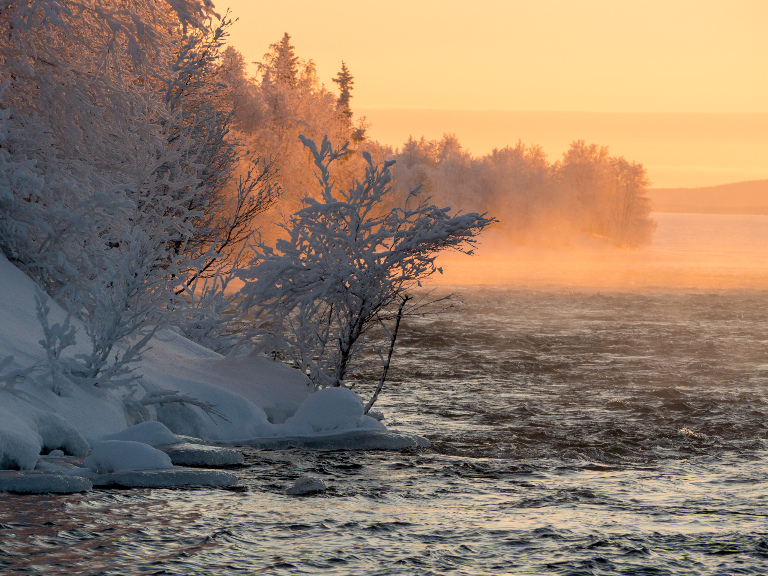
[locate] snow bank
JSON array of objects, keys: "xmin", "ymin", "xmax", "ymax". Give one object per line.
[{"xmin": 0, "ymin": 253, "xmax": 426, "ymax": 488}]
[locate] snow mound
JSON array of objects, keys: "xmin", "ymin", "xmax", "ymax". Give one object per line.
[
  {"xmin": 244, "ymin": 430, "xmax": 430, "ymax": 451},
  {"xmin": 84, "ymin": 440, "xmax": 173, "ymax": 473},
  {"xmin": 159, "ymin": 443, "xmax": 244, "ymax": 467},
  {"xmin": 282, "ymin": 387, "xmax": 386, "ymax": 435},
  {"xmin": 34, "ymin": 411, "xmax": 90, "ymax": 457},
  {"xmin": 102, "ymin": 421, "xmax": 180, "ymax": 447},
  {"xmin": 0, "ymin": 253, "xmax": 426, "ymax": 493},
  {"xmin": 286, "ymin": 477, "xmax": 326, "ymax": 495},
  {"xmin": 0, "ymin": 471, "xmax": 93, "ymax": 494},
  {"xmin": 0, "ymin": 400, "xmax": 90, "ymax": 470},
  {"xmin": 0, "ymin": 414, "xmax": 41, "ymax": 470},
  {"xmin": 90, "ymin": 468, "xmax": 237, "ymax": 489}
]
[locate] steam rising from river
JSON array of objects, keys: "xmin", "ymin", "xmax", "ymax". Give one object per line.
[{"xmin": 432, "ymin": 213, "xmax": 768, "ymax": 291}]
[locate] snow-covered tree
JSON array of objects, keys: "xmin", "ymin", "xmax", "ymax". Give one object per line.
[
  {"xmin": 389, "ymin": 133, "xmax": 654, "ymax": 247},
  {"xmin": 259, "ymin": 32, "xmax": 301, "ymax": 89},
  {"xmin": 0, "ymin": 0, "xmax": 273, "ymax": 383},
  {"xmin": 238, "ymin": 136, "xmax": 494, "ymax": 412},
  {"xmin": 556, "ymin": 140, "xmax": 654, "ymax": 246}
]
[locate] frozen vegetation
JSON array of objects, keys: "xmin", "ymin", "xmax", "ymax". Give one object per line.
[
  {"xmin": 0, "ymin": 0, "xmax": 493, "ymax": 493},
  {"xmin": 0, "ymin": 0, "xmax": 650, "ymax": 495},
  {"xmin": 0, "ymin": 251, "xmax": 426, "ymax": 492}
]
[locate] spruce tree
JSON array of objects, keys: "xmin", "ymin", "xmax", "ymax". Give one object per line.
[
  {"xmin": 260, "ymin": 32, "xmax": 300, "ymax": 87},
  {"xmin": 332, "ymin": 61, "xmax": 355, "ymax": 125}
]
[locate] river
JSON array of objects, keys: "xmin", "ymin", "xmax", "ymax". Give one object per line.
[{"xmin": 1, "ymin": 214, "xmax": 766, "ymax": 575}]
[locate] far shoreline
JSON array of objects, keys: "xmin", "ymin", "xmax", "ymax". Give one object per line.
[{"xmin": 358, "ymin": 108, "xmax": 768, "ymax": 189}]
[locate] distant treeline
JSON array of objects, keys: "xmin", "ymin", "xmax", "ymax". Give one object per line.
[{"xmin": 390, "ymin": 135, "xmax": 655, "ymax": 247}]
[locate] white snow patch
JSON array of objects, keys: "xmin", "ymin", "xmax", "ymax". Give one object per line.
[
  {"xmin": 84, "ymin": 440, "xmax": 173, "ymax": 473},
  {"xmin": 102, "ymin": 421, "xmax": 180, "ymax": 447},
  {"xmin": 282, "ymin": 387, "xmax": 386, "ymax": 435}
]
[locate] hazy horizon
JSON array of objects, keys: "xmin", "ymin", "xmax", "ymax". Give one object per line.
[
  {"xmin": 359, "ymin": 109, "xmax": 768, "ymax": 189},
  {"xmin": 222, "ymin": 1, "xmax": 767, "ymax": 190}
]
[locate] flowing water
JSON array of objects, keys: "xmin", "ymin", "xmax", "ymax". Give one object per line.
[{"xmin": 2, "ymin": 216, "xmax": 768, "ymax": 575}]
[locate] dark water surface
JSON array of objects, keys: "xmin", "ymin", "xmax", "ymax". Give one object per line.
[{"xmin": 2, "ymin": 289, "xmax": 767, "ymax": 575}]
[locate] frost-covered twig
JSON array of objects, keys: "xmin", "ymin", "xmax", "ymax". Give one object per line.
[
  {"xmin": 139, "ymin": 390, "xmax": 229, "ymax": 423},
  {"xmin": 35, "ymin": 289, "xmax": 78, "ymax": 395}
]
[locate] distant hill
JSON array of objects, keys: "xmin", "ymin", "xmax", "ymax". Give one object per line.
[{"xmin": 648, "ymin": 180, "xmax": 768, "ymax": 215}]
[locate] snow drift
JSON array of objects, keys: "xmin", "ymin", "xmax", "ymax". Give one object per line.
[{"xmin": 0, "ymin": 253, "xmax": 426, "ymax": 490}]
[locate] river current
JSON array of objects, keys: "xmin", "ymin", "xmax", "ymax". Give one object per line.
[
  {"xmin": 1, "ymin": 288, "xmax": 767, "ymax": 575},
  {"xmin": 2, "ymin": 214, "xmax": 768, "ymax": 575}
]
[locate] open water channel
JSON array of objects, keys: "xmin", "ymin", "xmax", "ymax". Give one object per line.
[{"xmin": 1, "ymin": 214, "xmax": 767, "ymax": 575}]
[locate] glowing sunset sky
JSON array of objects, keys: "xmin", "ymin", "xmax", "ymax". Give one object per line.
[{"xmin": 222, "ymin": 0, "xmax": 768, "ymax": 187}]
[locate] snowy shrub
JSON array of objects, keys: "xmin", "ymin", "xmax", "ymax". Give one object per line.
[
  {"xmin": 238, "ymin": 136, "xmax": 494, "ymax": 411},
  {"xmin": 0, "ymin": 1, "xmax": 280, "ymax": 388}
]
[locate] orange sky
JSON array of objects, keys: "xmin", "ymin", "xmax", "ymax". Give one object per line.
[{"xmin": 220, "ymin": 0, "xmax": 768, "ymax": 187}]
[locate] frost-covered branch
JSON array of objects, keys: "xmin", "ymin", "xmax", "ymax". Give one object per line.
[{"xmin": 238, "ymin": 135, "xmax": 495, "ymax": 409}]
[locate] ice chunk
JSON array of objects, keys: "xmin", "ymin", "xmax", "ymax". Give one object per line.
[
  {"xmin": 0, "ymin": 471, "xmax": 92, "ymax": 493},
  {"xmin": 283, "ymin": 387, "xmax": 385, "ymax": 435},
  {"xmin": 84, "ymin": 440, "xmax": 173, "ymax": 473},
  {"xmin": 102, "ymin": 421, "xmax": 180, "ymax": 447},
  {"xmin": 159, "ymin": 443, "xmax": 244, "ymax": 467},
  {"xmin": 286, "ymin": 477, "xmax": 326, "ymax": 495},
  {"xmin": 90, "ymin": 468, "xmax": 237, "ymax": 488}
]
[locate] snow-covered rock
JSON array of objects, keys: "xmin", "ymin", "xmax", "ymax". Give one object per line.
[
  {"xmin": 282, "ymin": 387, "xmax": 386, "ymax": 435},
  {"xmin": 102, "ymin": 421, "xmax": 180, "ymax": 447},
  {"xmin": 159, "ymin": 443, "xmax": 244, "ymax": 467},
  {"xmin": 90, "ymin": 468, "xmax": 237, "ymax": 489},
  {"xmin": 286, "ymin": 477, "xmax": 326, "ymax": 495},
  {"xmin": 0, "ymin": 399, "xmax": 90, "ymax": 470},
  {"xmin": 0, "ymin": 471, "xmax": 93, "ymax": 494},
  {"xmin": 84, "ymin": 440, "xmax": 173, "ymax": 473}
]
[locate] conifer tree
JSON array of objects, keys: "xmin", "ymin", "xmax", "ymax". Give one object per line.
[
  {"xmin": 332, "ymin": 61, "xmax": 355, "ymax": 125},
  {"xmin": 259, "ymin": 32, "xmax": 300, "ymax": 87}
]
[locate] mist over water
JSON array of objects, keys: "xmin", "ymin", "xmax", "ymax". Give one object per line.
[{"xmin": 434, "ymin": 212, "xmax": 768, "ymax": 291}]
